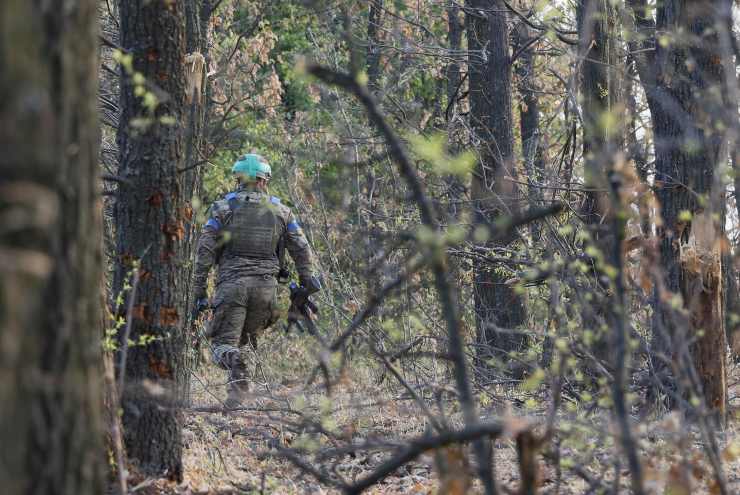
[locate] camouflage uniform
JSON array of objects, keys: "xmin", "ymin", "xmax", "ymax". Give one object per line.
[{"xmin": 193, "ymin": 185, "xmax": 314, "ymax": 399}]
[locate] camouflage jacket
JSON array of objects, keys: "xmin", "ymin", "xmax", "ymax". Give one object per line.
[{"xmin": 193, "ymin": 187, "xmax": 314, "ymax": 298}]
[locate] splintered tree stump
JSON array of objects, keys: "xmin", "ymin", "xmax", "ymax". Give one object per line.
[
  {"xmin": 184, "ymin": 52, "xmax": 205, "ymax": 104},
  {"xmin": 680, "ymin": 212, "xmax": 727, "ymax": 424}
]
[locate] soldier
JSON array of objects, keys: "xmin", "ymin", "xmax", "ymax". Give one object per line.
[{"xmin": 192, "ymin": 153, "xmax": 317, "ymax": 407}]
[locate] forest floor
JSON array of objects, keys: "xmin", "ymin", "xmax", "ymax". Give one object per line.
[{"xmin": 136, "ymin": 332, "xmax": 740, "ymax": 494}]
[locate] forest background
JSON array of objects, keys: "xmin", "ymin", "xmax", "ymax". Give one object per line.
[{"xmin": 2, "ymin": 0, "xmax": 740, "ymax": 494}]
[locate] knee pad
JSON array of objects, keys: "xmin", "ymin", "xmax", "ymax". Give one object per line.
[{"xmin": 211, "ymin": 344, "xmax": 243, "ymax": 370}]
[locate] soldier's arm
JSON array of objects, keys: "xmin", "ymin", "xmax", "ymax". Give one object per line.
[
  {"xmin": 193, "ymin": 205, "xmax": 224, "ymax": 299},
  {"xmin": 283, "ymin": 209, "xmax": 315, "ymax": 285}
]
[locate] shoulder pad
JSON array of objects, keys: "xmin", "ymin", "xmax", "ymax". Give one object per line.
[{"xmin": 270, "ymin": 196, "xmax": 281, "ymax": 205}]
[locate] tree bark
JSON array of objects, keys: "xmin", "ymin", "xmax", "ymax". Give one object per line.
[
  {"xmin": 445, "ymin": 2, "xmax": 466, "ymax": 237},
  {"xmin": 628, "ymin": 0, "xmax": 729, "ymax": 420},
  {"xmin": 114, "ymin": 0, "xmax": 189, "ymax": 480},
  {"xmin": 467, "ymin": 0, "xmax": 527, "ymax": 379},
  {"xmin": 721, "ymin": 6, "xmax": 740, "ymax": 359},
  {"xmin": 179, "ymin": 0, "xmax": 210, "ymax": 402},
  {"xmin": 0, "ymin": 0, "xmax": 104, "ymax": 493},
  {"xmin": 514, "ymin": 23, "xmax": 546, "ymax": 242},
  {"xmin": 576, "ymin": 0, "xmax": 623, "ymax": 369}
]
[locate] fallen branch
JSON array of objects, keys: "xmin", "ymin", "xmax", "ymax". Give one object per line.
[
  {"xmin": 275, "ymin": 421, "xmax": 506, "ymax": 494},
  {"xmin": 343, "ymin": 422, "xmax": 505, "ymax": 494}
]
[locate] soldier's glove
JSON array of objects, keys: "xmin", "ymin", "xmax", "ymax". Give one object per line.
[
  {"xmin": 299, "ymin": 275, "xmax": 322, "ymax": 294},
  {"xmin": 192, "ymin": 297, "xmax": 210, "ymax": 320}
]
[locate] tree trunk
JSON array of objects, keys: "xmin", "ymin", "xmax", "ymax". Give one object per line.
[
  {"xmin": 445, "ymin": 1, "xmax": 466, "ymax": 232},
  {"xmin": 578, "ymin": 0, "xmax": 622, "ymax": 227},
  {"xmin": 179, "ymin": 0, "xmax": 210, "ymax": 402},
  {"xmin": 446, "ymin": 0, "xmax": 463, "ymax": 129},
  {"xmin": 513, "ymin": 21, "xmax": 551, "ymax": 365},
  {"xmin": 628, "ymin": 0, "xmax": 729, "ymax": 420},
  {"xmin": 576, "ymin": 0, "xmax": 622, "ymax": 370},
  {"xmin": 0, "ymin": 0, "xmax": 104, "ymax": 493},
  {"xmin": 366, "ymin": 0, "xmax": 384, "ymax": 93},
  {"xmin": 655, "ymin": 1, "xmax": 727, "ymax": 421},
  {"xmin": 722, "ymin": 6, "xmax": 740, "ymax": 359},
  {"xmin": 467, "ymin": 0, "xmax": 527, "ymax": 379},
  {"xmin": 114, "ymin": 0, "xmax": 189, "ymax": 480},
  {"xmin": 514, "ymin": 23, "xmax": 546, "ymax": 242},
  {"xmin": 625, "ymin": 55, "xmax": 650, "ymax": 236},
  {"xmin": 364, "ymin": 0, "xmax": 386, "ymax": 297}
]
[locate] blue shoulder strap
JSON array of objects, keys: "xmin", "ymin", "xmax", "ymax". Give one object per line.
[
  {"xmin": 218, "ymin": 191, "xmax": 243, "ymax": 228},
  {"xmin": 222, "ymin": 191, "xmax": 239, "ymax": 212}
]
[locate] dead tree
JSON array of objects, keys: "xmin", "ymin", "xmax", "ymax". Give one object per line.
[{"xmin": 628, "ymin": 0, "xmax": 730, "ymax": 421}]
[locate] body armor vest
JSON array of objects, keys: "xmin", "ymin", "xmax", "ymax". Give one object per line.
[{"xmin": 222, "ymin": 198, "xmax": 281, "ymax": 260}]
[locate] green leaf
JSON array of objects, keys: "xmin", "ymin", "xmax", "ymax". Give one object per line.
[{"xmin": 522, "ymin": 368, "xmax": 546, "ymax": 391}]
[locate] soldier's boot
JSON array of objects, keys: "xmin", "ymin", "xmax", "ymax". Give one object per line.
[
  {"xmin": 224, "ymin": 368, "xmax": 250, "ymax": 409},
  {"xmin": 223, "ymin": 350, "xmax": 249, "ymax": 409}
]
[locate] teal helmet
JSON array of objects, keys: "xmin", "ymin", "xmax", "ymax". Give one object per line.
[{"xmin": 231, "ymin": 153, "xmax": 272, "ymax": 181}]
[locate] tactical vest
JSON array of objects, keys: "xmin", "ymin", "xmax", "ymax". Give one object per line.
[{"xmin": 222, "ymin": 196, "xmax": 281, "ymax": 260}]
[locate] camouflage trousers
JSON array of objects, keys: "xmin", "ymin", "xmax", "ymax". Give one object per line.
[{"xmin": 208, "ymin": 276, "xmax": 280, "ymax": 392}]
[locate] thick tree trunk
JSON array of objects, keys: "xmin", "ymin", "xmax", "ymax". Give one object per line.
[
  {"xmin": 629, "ymin": 0, "xmax": 729, "ymax": 419},
  {"xmin": 467, "ymin": 0, "xmax": 527, "ymax": 379},
  {"xmin": 114, "ymin": 0, "xmax": 189, "ymax": 480},
  {"xmin": 655, "ymin": 2, "xmax": 727, "ymax": 421},
  {"xmin": 0, "ymin": 0, "xmax": 104, "ymax": 493},
  {"xmin": 723, "ymin": 8, "xmax": 740, "ymax": 359}
]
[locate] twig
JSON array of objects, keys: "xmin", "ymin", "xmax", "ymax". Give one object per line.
[
  {"xmin": 374, "ymin": 347, "xmax": 445, "ymax": 432},
  {"xmin": 501, "ymin": 0, "xmax": 578, "ymax": 45},
  {"xmin": 328, "ymin": 256, "xmax": 427, "ymax": 352},
  {"xmin": 103, "ymin": 354, "xmax": 127, "ymax": 495},
  {"xmin": 118, "ymin": 265, "xmax": 141, "ymax": 400}
]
